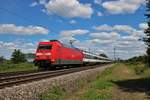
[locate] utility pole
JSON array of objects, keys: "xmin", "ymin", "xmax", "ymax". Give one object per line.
[
  {"xmin": 88, "ymin": 48, "xmax": 91, "ymax": 52},
  {"xmin": 114, "ymin": 47, "xmax": 116, "ymax": 61},
  {"xmin": 69, "ymin": 40, "xmax": 76, "ymax": 48}
]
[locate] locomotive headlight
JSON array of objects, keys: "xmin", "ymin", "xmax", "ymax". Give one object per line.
[
  {"xmin": 36, "ymin": 53, "xmax": 43, "ymax": 56},
  {"xmin": 36, "ymin": 53, "xmax": 51, "ymax": 56},
  {"xmin": 45, "ymin": 53, "xmax": 51, "ymax": 56}
]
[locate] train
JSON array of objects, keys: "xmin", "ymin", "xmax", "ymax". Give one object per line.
[{"xmin": 34, "ymin": 40, "xmax": 111, "ymax": 70}]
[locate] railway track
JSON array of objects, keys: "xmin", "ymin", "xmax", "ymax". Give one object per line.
[
  {"xmin": 0, "ymin": 65, "xmax": 106, "ymax": 89},
  {"xmin": 0, "ymin": 70, "xmax": 41, "ymax": 78}
]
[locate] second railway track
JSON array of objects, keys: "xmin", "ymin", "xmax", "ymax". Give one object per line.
[{"xmin": 0, "ymin": 65, "xmax": 106, "ymax": 89}]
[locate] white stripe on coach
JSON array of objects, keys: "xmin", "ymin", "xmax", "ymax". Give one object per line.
[{"xmin": 83, "ymin": 58, "xmax": 111, "ymax": 62}]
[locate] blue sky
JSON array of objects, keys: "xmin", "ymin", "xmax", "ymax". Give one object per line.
[{"xmin": 0, "ymin": 0, "xmax": 148, "ymax": 59}]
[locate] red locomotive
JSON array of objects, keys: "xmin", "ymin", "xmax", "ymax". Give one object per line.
[
  {"xmin": 34, "ymin": 40, "xmax": 84, "ymax": 69},
  {"xmin": 34, "ymin": 40, "xmax": 111, "ymax": 69}
]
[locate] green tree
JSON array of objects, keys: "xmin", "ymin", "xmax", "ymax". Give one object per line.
[
  {"xmin": 25, "ymin": 53, "xmax": 35, "ymax": 59},
  {"xmin": 127, "ymin": 55, "xmax": 146, "ymax": 63},
  {"xmin": 99, "ymin": 53, "xmax": 108, "ymax": 58},
  {"xmin": 11, "ymin": 49, "xmax": 27, "ymax": 64},
  {"xmin": 25, "ymin": 53, "xmax": 35, "ymax": 62},
  {"xmin": 145, "ymin": 0, "xmax": 150, "ymax": 66},
  {"xmin": 0, "ymin": 56, "xmax": 5, "ymax": 64}
]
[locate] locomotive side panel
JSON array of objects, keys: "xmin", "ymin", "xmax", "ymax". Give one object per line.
[{"xmin": 54, "ymin": 46, "xmax": 83, "ymax": 65}]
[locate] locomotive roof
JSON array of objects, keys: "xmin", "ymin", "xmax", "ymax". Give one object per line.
[{"xmin": 39, "ymin": 41, "xmax": 60, "ymax": 45}]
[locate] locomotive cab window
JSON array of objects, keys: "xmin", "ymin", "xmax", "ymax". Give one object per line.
[{"xmin": 38, "ymin": 45, "xmax": 52, "ymax": 50}]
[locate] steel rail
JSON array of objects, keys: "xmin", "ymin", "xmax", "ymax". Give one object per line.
[
  {"xmin": 0, "ymin": 70, "xmax": 41, "ymax": 78},
  {"xmin": 0, "ymin": 64, "xmax": 106, "ymax": 89}
]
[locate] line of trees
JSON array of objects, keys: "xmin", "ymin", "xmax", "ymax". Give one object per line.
[
  {"xmin": 145, "ymin": 0, "xmax": 150, "ymax": 66},
  {"xmin": 126, "ymin": 55, "xmax": 147, "ymax": 64},
  {"xmin": 0, "ymin": 49, "xmax": 35, "ymax": 64}
]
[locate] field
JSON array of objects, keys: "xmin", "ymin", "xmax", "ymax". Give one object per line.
[
  {"xmin": 39, "ymin": 63, "xmax": 150, "ymax": 100},
  {"xmin": 0, "ymin": 61, "xmax": 38, "ymax": 73}
]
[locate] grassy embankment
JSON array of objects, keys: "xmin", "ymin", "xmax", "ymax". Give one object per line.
[
  {"xmin": 39, "ymin": 63, "xmax": 150, "ymax": 100},
  {"xmin": 0, "ymin": 61, "xmax": 37, "ymax": 73}
]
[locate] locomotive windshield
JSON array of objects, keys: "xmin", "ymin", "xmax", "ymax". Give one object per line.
[{"xmin": 38, "ymin": 45, "xmax": 52, "ymax": 50}]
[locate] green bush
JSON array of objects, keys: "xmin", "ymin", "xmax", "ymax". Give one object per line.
[{"xmin": 134, "ymin": 66, "xmax": 145, "ymax": 75}]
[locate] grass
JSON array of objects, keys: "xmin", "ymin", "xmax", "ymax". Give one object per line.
[
  {"xmin": 39, "ymin": 63, "xmax": 150, "ymax": 100},
  {"xmin": 39, "ymin": 86, "xmax": 67, "ymax": 100},
  {"xmin": 125, "ymin": 62, "xmax": 146, "ymax": 75},
  {"xmin": 81, "ymin": 88, "xmax": 112, "ymax": 100},
  {"xmin": 78, "ymin": 66, "xmax": 115, "ymax": 100},
  {"xmin": 0, "ymin": 62, "xmax": 38, "ymax": 72},
  {"xmin": 92, "ymin": 80, "xmax": 114, "ymax": 90},
  {"xmin": 125, "ymin": 62, "xmax": 150, "ymax": 78}
]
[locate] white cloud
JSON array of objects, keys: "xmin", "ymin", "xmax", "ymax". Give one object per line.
[
  {"xmin": 94, "ymin": 24, "xmax": 145, "ymax": 39},
  {"xmin": 30, "ymin": 2, "xmax": 38, "ymax": 7},
  {"xmin": 84, "ymin": 23, "xmax": 146, "ymax": 59},
  {"xmin": 59, "ymin": 29, "xmax": 89, "ymax": 43},
  {"xmin": 44, "ymin": 0, "xmax": 93, "ymax": 18},
  {"xmin": 73, "ymin": 40, "xmax": 96, "ymax": 51},
  {"xmin": 139, "ymin": 23, "xmax": 148, "ymax": 30},
  {"xmin": 93, "ymin": 24, "xmax": 113, "ymax": 31},
  {"xmin": 69, "ymin": 20, "xmax": 77, "ymax": 24},
  {"xmin": 94, "ymin": 0, "xmax": 102, "ymax": 5},
  {"xmin": 91, "ymin": 39, "xmax": 114, "ymax": 44},
  {"xmin": 132, "ymin": 30, "xmax": 145, "ymax": 38},
  {"xmin": 122, "ymin": 36, "xmax": 138, "ymax": 41},
  {"xmin": 38, "ymin": 0, "xmax": 48, "ymax": 5},
  {"xmin": 113, "ymin": 25, "xmax": 135, "ymax": 33},
  {"xmin": 30, "ymin": 0, "xmax": 48, "ymax": 7},
  {"xmin": 60, "ymin": 29, "xmax": 89, "ymax": 37},
  {"xmin": 102, "ymin": 0, "xmax": 145, "ymax": 14},
  {"xmin": 0, "ymin": 24, "xmax": 49, "ymax": 35},
  {"xmin": 94, "ymin": 24, "xmax": 136, "ymax": 34},
  {"xmin": 90, "ymin": 32, "xmax": 120, "ymax": 40},
  {"xmin": 97, "ymin": 12, "xmax": 103, "ymax": 16},
  {"xmin": 93, "ymin": 23, "xmax": 146, "ymax": 41},
  {"xmin": 117, "ymin": 40, "xmax": 145, "ymax": 59},
  {"xmin": 40, "ymin": 39, "xmax": 50, "ymax": 42},
  {"xmin": 88, "ymin": 37, "xmax": 146, "ymax": 59}
]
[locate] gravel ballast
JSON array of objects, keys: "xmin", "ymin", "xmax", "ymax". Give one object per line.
[{"xmin": 0, "ymin": 64, "xmax": 113, "ymax": 100}]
